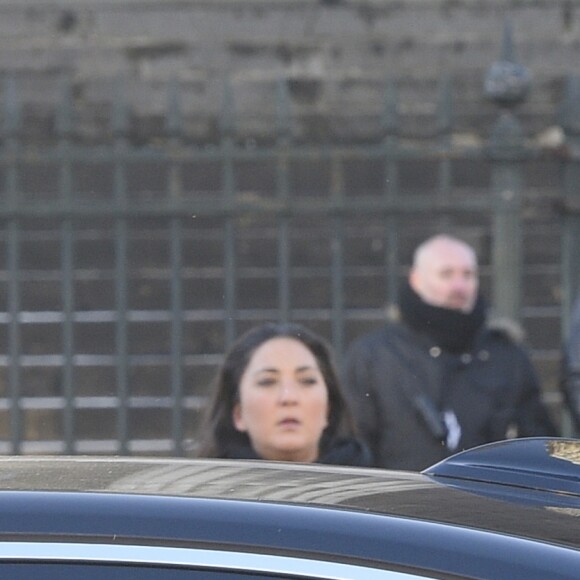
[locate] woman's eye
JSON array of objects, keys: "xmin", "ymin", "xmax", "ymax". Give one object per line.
[
  {"xmin": 256, "ymin": 378, "xmax": 277, "ymax": 387},
  {"xmin": 300, "ymin": 377, "xmax": 318, "ymax": 386}
]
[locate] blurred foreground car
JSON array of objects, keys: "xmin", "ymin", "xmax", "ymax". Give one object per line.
[{"xmin": 0, "ymin": 437, "xmax": 578, "ymax": 579}]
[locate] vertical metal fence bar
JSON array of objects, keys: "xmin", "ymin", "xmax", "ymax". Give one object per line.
[
  {"xmin": 166, "ymin": 79, "xmax": 184, "ymax": 455},
  {"xmin": 436, "ymin": 74, "xmax": 453, "ymax": 232},
  {"xmin": 276, "ymin": 79, "xmax": 291, "ymax": 324},
  {"xmin": 382, "ymin": 79, "xmax": 400, "ymax": 306},
  {"xmin": 57, "ymin": 76, "xmax": 76, "ymax": 453},
  {"xmin": 488, "ymin": 111, "xmax": 525, "ymax": 322},
  {"xmin": 559, "ymin": 75, "xmax": 580, "ymax": 334},
  {"xmin": 112, "ymin": 79, "xmax": 130, "ymax": 454},
  {"xmin": 558, "ymin": 75, "xmax": 580, "ymax": 438},
  {"xmin": 330, "ymin": 154, "xmax": 345, "ymax": 356},
  {"xmin": 4, "ymin": 76, "xmax": 22, "ymax": 454},
  {"xmin": 221, "ymin": 79, "xmax": 237, "ymax": 347},
  {"xmin": 170, "ymin": 218, "xmax": 184, "ymax": 453},
  {"xmin": 6, "ymin": 225, "xmax": 20, "ymax": 454},
  {"xmin": 484, "ymin": 18, "xmax": 530, "ymax": 323}
]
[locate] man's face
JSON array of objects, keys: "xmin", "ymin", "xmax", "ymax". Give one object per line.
[{"xmin": 409, "ymin": 239, "xmax": 479, "ymax": 313}]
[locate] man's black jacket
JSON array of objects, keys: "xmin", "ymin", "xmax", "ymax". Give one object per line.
[{"xmin": 343, "ymin": 318, "xmax": 557, "ymax": 471}]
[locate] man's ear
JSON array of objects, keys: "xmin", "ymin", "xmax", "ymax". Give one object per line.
[{"xmin": 232, "ymin": 403, "xmax": 247, "ymax": 432}]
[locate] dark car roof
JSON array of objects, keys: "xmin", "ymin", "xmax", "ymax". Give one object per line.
[
  {"xmin": 0, "ymin": 437, "xmax": 578, "ymax": 551},
  {"xmin": 0, "ymin": 438, "xmax": 578, "ymax": 579}
]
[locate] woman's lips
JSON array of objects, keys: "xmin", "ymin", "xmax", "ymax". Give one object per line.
[{"xmin": 278, "ymin": 418, "xmax": 300, "ymax": 428}]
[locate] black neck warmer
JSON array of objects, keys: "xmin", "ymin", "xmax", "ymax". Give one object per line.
[
  {"xmin": 223, "ymin": 436, "xmax": 372, "ymax": 467},
  {"xmin": 399, "ymin": 281, "xmax": 487, "ymax": 354}
]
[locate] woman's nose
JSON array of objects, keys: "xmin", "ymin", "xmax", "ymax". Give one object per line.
[{"xmin": 278, "ymin": 380, "xmax": 298, "ymax": 403}]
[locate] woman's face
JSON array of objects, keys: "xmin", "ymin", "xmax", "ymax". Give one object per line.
[{"xmin": 232, "ymin": 337, "xmax": 329, "ymax": 462}]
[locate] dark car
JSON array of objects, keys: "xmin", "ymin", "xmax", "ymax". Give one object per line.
[{"xmin": 0, "ymin": 437, "xmax": 578, "ymax": 579}]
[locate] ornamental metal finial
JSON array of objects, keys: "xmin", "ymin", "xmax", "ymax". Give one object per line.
[{"xmin": 484, "ymin": 18, "xmax": 531, "ymax": 108}]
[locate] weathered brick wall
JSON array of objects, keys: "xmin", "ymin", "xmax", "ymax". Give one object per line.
[{"xmin": 0, "ymin": 0, "xmax": 578, "ymax": 140}]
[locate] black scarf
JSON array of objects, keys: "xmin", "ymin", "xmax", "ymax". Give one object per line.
[
  {"xmin": 223, "ymin": 436, "xmax": 372, "ymax": 467},
  {"xmin": 399, "ymin": 281, "xmax": 487, "ymax": 354}
]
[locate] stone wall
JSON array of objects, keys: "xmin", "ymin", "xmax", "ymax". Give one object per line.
[{"xmin": 0, "ymin": 0, "xmax": 578, "ymax": 141}]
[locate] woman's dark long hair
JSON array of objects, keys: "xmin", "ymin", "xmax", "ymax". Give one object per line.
[{"xmin": 196, "ymin": 322, "xmax": 357, "ymax": 458}]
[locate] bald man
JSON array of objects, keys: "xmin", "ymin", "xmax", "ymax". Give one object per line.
[{"xmin": 343, "ymin": 234, "xmax": 557, "ymax": 470}]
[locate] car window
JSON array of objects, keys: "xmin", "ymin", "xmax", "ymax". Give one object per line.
[
  {"xmin": 0, "ymin": 564, "xmax": 279, "ymax": 578},
  {"xmin": 0, "ymin": 563, "xmax": 313, "ymax": 579},
  {"xmin": 0, "ymin": 542, "xmax": 445, "ymax": 579},
  {"xmin": 0, "ymin": 563, "xmax": 439, "ymax": 580}
]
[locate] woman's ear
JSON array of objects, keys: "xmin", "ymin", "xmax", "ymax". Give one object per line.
[{"xmin": 232, "ymin": 403, "xmax": 247, "ymax": 432}]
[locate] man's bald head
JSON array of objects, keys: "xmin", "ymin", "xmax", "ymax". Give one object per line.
[{"xmin": 409, "ymin": 235, "xmax": 479, "ymax": 313}]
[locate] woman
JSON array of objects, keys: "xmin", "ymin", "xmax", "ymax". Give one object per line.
[{"xmin": 197, "ymin": 322, "xmax": 372, "ymax": 466}]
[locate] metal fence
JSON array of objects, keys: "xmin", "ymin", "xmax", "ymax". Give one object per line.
[{"xmin": 1, "ymin": 37, "xmax": 579, "ymax": 455}]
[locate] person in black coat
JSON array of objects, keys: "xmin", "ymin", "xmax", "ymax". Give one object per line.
[
  {"xmin": 197, "ymin": 322, "xmax": 372, "ymax": 467},
  {"xmin": 343, "ymin": 234, "xmax": 557, "ymax": 471}
]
